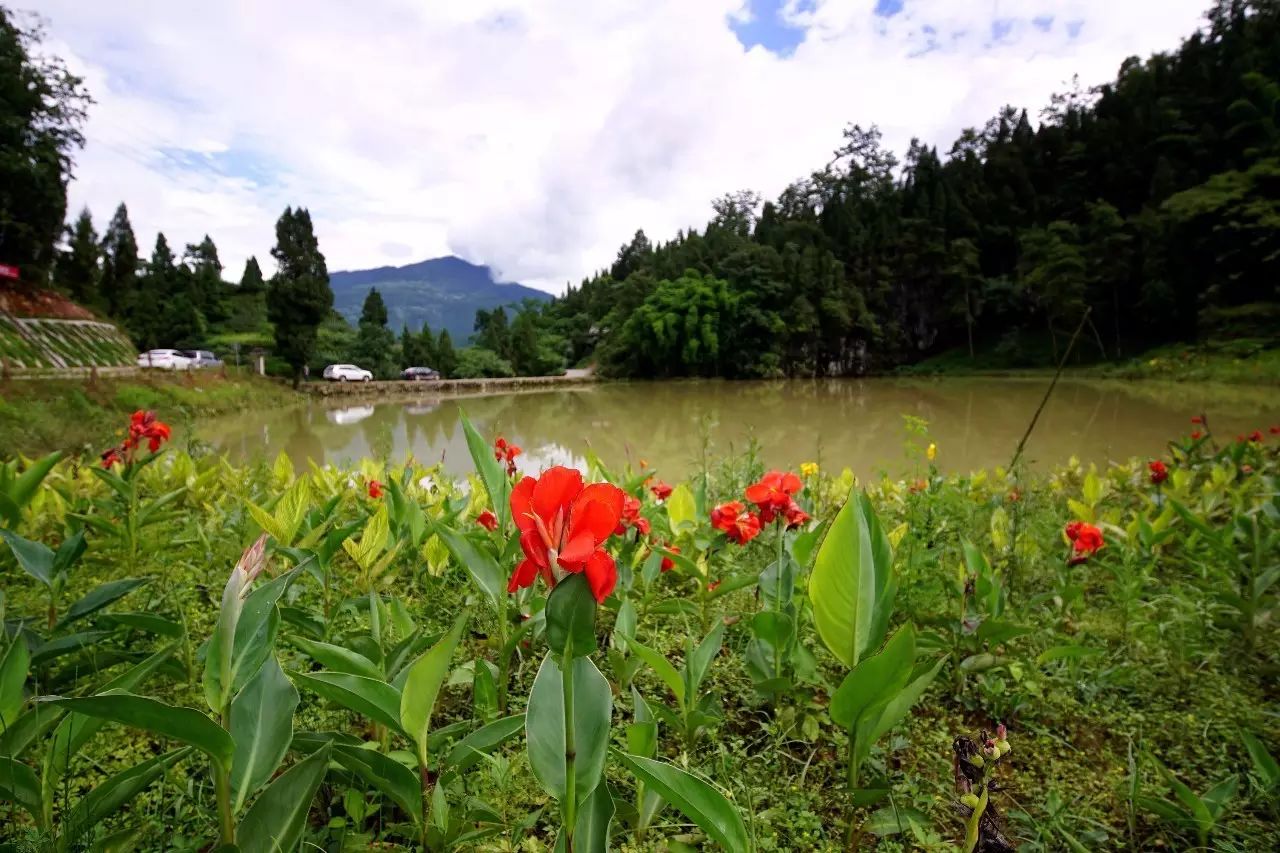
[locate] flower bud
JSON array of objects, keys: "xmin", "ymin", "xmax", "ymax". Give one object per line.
[
  {"xmin": 996, "ymin": 739, "xmax": 1010, "ymax": 756},
  {"xmin": 969, "ymin": 753, "xmax": 985, "ymax": 768},
  {"xmin": 235, "ymin": 533, "xmax": 270, "ymax": 593},
  {"xmin": 960, "ymin": 793, "xmax": 980, "ymax": 809}
]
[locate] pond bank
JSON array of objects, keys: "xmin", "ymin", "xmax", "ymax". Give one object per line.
[{"xmin": 299, "ymin": 372, "xmax": 595, "ymax": 397}]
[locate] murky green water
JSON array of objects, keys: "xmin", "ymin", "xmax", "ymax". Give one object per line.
[{"xmin": 198, "ymin": 378, "xmax": 1280, "ymax": 480}]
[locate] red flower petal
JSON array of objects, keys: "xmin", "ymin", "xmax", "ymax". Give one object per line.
[
  {"xmin": 557, "ymin": 529, "xmax": 597, "ymax": 570},
  {"xmin": 569, "ymin": 482, "xmax": 625, "ymax": 543},
  {"xmin": 508, "ymin": 558, "xmax": 538, "ymax": 593},
  {"xmin": 532, "ymin": 466, "xmax": 583, "ymax": 524},
  {"xmin": 510, "ymin": 476, "xmax": 537, "ymax": 533},
  {"xmin": 583, "ymin": 550, "xmax": 617, "ymax": 602}
]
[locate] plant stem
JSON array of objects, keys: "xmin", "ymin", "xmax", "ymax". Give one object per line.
[
  {"xmin": 846, "ymin": 723, "xmax": 858, "ymax": 792},
  {"xmin": 962, "ymin": 784, "xmax": 989, "ymax": 853},
  {"xmin": 214, "ymin": 700, "xmax": 236, "ymax": 846},
  {"xmin": 561, "ymin": 655, "xmax": 577, "ymax": 851},
  {"xmin": 497, "ymin": 607, "xmax": 510, "ymax": 714},
  {"xmin": 419, "ymin": 744, "xmax": 431, "ymax": 851}
]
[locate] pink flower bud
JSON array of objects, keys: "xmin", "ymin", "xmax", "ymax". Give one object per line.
[{"xmin": 235, "ymin": 533, "xmax": 270, "ymax": 592}]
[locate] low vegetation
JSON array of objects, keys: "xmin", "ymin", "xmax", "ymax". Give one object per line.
[{"xmin": 0, "ymin": 409, "xmax": 1276, "ymax": 851}]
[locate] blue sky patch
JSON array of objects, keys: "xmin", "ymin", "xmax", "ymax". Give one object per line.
[
  {"xmin": 729, "ymin": 0, "xmax": 811, "ymax": 56},
  {"xmin": 874, "ymin": 0, "xmax": 904, "ymax": 17}
]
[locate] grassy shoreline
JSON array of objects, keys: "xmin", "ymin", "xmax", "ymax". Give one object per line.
[{"xmin": 0, "ymin": 370, "xmax": 301, "ymax": 459}]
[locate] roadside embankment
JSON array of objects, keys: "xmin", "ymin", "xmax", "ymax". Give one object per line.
[{"xmin": 300, "ymin": 373, "xmax": 595, "ymax": 398}]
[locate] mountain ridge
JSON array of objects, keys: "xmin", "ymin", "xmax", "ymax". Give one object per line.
[{"xmin": 329, "ymin": 255, "xmax": 550, "ymax": 342}]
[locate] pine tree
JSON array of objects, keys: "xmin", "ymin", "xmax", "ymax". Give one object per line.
[
  {"xmin": 128, "ymin": 233, "xmax": 182, "ymax": 348},
  {"xmin": 352, "ymin": 287, "xmax": 395, "ymax": 377},
  {"xmin": 99, "ymin": 203, "xmax": 139, "ymax": 317},
  {"xmin": 239, "ymin": 256, "xmax": 264, "ymax": 293},
  {"xmin": 436, "ymin": 328, "xmax": 457, "ymax": 378},
  {"xmin": 266, "ymin": 207, "xmax": 332, "ymax": 387},
  {"xmin": 56, "ymin": 207, "xmax": 100, "ymax": 305},
  {"xmin": 418, "ymin": 322, "xmax": 438, "ymax": 368},
  {"xmin": 0, "ymin": 10, "xmax": 90, "ymax": 283},
  {"xmin": 184, "ymin": 234, "xmax": 226, "ymax": 321}
]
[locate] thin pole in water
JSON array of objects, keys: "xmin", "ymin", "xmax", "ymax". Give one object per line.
[{"xmin": 1008, "ymin": 308, "xmax": 1092, "ymax": 471}]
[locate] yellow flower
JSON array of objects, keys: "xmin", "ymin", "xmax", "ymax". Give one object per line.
[
  {"xmin": 926, "ymin": 443, "xmax": 937, "ymax": 462},
  {"xmin": 800, "ymin": 461, "xmax": 819, "ymax": 477}
]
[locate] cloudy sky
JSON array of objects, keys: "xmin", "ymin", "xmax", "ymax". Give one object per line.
[{"xmin": 33, "ymin": 0, "xmax": 1209, "ymax": 292}]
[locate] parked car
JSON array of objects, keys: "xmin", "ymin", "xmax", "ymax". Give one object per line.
[
  {"xmin": 401, "ymin": 366, "xmax": 441, "ymax": 381},
  {"xmin": 182, "ymin": 349, "xmax": 223, "ymax": 369},
  {"xmin": 323, "ymin": 363, "xmax": 373, "ymax": 382},
  {"xmin": 137, "ymin": 349, "xmax": 193, "ymax": 370}
]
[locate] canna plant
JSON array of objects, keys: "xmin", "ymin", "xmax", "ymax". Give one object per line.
[
  {"xmin": 625, "ymin": 620, "xmax": 725, "ymax": 756},
  {"xmin": 809, "ymin": 490, "xmax": 941, "ymax": 800},
  {"xmin": 0, "ymin": 450, "xmax": 62, "ymax": 529},
  {"xmin": 507, "ymin": 465, "xmax": 750, "ymax": 852},
  {"xmin": 1135, "ymin": 760, "xmax": 1238, "ymax": 849},
  {"xmin": 38, "ymin": 534, "xmax": 331, "ymax": 851}
]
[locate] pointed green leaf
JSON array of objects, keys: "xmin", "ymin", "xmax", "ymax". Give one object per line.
[
  {"xmin": 433, "ymin": 524, "xmax": 504, "ymax": 612},
  {"xmin": 57, "ymin": 748, "xmax": 190, "ymax": 852},
  {"xmin": 441, "ymin": 714, "xmax": 526, "ymax": 781},
  {"xmin": 614, "ymin": 752, "xmax": 749, "ymax": 853},
  {"xmin": 0, "ymin": 755, "xmax": 41, "ymax": 824},
  {"xmin": 830, "ymin": 625, "xmax": 915, "ymax": 730},
  {"xmin": 231, "ymin": 655, "xmax": 299, "ymax": 810},
  {"xmin": 0, "ymin": 635, "xmax": 30, "ymax": 727},
  {"xmin": 809, "ymin": 491, "xmax": 894, "ymax": 668},
  {"xmin": 557, "ymin": 783, "xmax": 614, "ymax": 853},
  {"xmin": 400, "ymin": 612, "xmax": 467, "ymax": 752},
  {"xmin": 8, "ymin": 451, "xmax": 62, "ymax": 518},
  {"xmin": 291, "ymin": 637, "xmax": 382, "ymax": 681},
  {"xmin": 625, "ymin": 637, "xmax": 685, "ymax": 706},
  {"xmin": 459, "ymin": 409, "xmax": 511, "ymax": 531},
  {"xmin": 44, "ymin": 692, "xmax": 233, "ymax": 770},
  {"xmin": 546, "ymin": 574, "xmax": 596, "ymax": 659},
  {"xmin": 57, "ymin": 577, "xmax": 150, "ymax": 628},
  {"xmin": 238, "ymin": 745, "xmax": 331, "ymax": 853},
  {"xmin": 333, "ymin": 743, "xmax": 422, "ymax": 824},
  {"xmin": 292, "ymin": 671, "xmax": 404, "ymax": 735},
  {"xmin": 526, "ymin": 653, "xmax": 611, "ymax": 803},
  {"xmin": 0, "ymin": 528, "xmax": 56, "ymax": 588}
]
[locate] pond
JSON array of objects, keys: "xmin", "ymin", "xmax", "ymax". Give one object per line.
[{"xmin": 198, "ymin": 378, "xmax": 1280, "ymax": 480}]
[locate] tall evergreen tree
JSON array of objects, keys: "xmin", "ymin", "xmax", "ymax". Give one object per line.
[
  {"xmin": 436, "ymin": 328, "xmax": 457, "ymax": 378},
  {"xmin": 0, "ymin": 9, "xmax": 90, "ymax": 283},
  {"xmin": 239, "ymin": 255, "xmax": 264, "ymax": 293},
  {"xmin": 266, "ymin": 206, "xmax": 332, "ymax": 387},
  {"xmin": 55, "ymin": 207, "xmax": 100, "ymax": 305},
  {"xmin": 99, "ymin": 202, "xmax": 139, "ymax": 317},
  {"xmin": 352, "ymin": 286, "xmax": 395, "ymax": 377}
]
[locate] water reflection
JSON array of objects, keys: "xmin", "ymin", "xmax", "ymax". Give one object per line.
[{"xmin": 198, "ymin": 379, "xmax": 1280, "ymax": 480}]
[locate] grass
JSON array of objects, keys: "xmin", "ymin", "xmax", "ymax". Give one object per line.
[
  {"xmin": 899, "ymin": 337, "xmax": 1280, "ymax": 385},
  {"xmin": 0, "ymin": 370, "xmax": 301, "ymax": 458}
]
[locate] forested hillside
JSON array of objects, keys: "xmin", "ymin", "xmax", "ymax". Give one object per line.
[{"xmin": 547, "ymin": 0, "xmax": 1280, "ymax": 378}]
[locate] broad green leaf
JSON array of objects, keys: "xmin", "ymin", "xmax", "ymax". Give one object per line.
[
  {"xmin": 625, "ymin": 637, "xmax": 685, "ymax": 706},
  {"xmin": 98, "ymin": 612, "xmax": 184, "ymax": 637},
  {"xmin": 433, "ymin": 524, "xmax": 505, "ymax": 612},
  {"xmin": 666, "ymin": 484, "xmax": 697, "ymax": 533},
  {"xmin": 809, "ymin": 491, "xmax": 894, "ymax": 668},
  {"xmin": 865, "ymin": 805, "xmax": 929, "ymax": 837},
  {"xmin": 57, "ymin": 577, "xmax": 150, "ymax": 628},
  {"xmin": 867, "ymin": 656, "xmax": 944, "ymax": 742},
  {"xmin": 400, "ymin": 612, "xmax": 468, "ymax": 752},
  {"xmin": 546, "ymin": 574, "xmax": 596, "ymax": 659},
  {"xmin": 1201, "ymin": 775, "xmax": 1238, "ymax": 819},
  {"xmin": 686, "ymin": 623, "xmax": 725, "ymax": 694},
  {"xmin": 42, "ymin": 645, "xmax": 176, "ymax": 817},
  {"xmin": 231, "ymin": 655, "xmax": 299, "ymax": 810},
  {"xmin": 292, "ymin": 671, "xmax": 404, "ymax": 735},
  {"xmin": 0, "ymin": 635, "xmax": 29, "ymax": 726},
  {"xmin": 440, "ymin": 714, "xmax": 526, "ymax": 781},
  {"xmin": 0, "ymin": 528, "xmax": 56, "ymax": 588},
  {"xmin": 614, "ymin": 752, "xmax": 749, "ymax": 853},
  {"xmin": 238, "ymin": 745, "xmax": 332, "ymax": 853},
  {"xmin": 0, "ymin": 701, "xmax": 63, "ymax": 758},
  {"xmin": 960, "ymin": 539, "xmax": 990, "ymax": 578},
  {"xmin": 1036, "ymin": 645, "xmax": 1102, "ymax": 666},
  {"xmin": 830, "ymin": 625, "xmax": 915, "ymax": 730},
  {"xmin": 31, "ymin": 631, "xmax": 111, "ymax": 666},
  {"xmin": 0, "ymin": 755, "xmax": 41, "ymax": 824},
  {"xmin": 1241, "ymin": 731, "xmax": 1280, "ymax": 788},
  {"xmin": 526, "ymin": 653, "xmax": 611, "ymax": 803},
  {"xmin": 459, "ymin": 409, "xmax": 511, "ymax": 531},
  {"xmin": 205, "ymin": 563, "xmax": 292, "ymax": 714},
  {"xmin": 291, "ymin": 637, "xmax": 382, "ymax": 680},
  {"xmin": 557, "ymin": 783, "xmax": 614, "ymax": 853},
  {"xmin": 56, "ymin": 749, "xmax": 189, "ymax": 853},
  {"xmin": 44, "ymin": 692, "xmax": 233, "ymax": 770},
  {"xmin": 333, "ymin": 743, "xmax": 422, "ymax": 824},
  {"xmin": 6, "ymin": 451, "xmax": 62, "ymax": 523}
]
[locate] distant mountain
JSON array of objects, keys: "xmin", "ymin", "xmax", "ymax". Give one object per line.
[{"xmin": 329, "ymin": 256, "xmax": 550, "ymax": 342}]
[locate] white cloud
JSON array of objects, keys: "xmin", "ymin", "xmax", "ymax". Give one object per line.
[{"xmin": 31, "ymin": 0, "xmax": 1210, "ymax": 291}]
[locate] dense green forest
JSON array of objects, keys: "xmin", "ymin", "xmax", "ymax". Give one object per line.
[{"xmin": 546, "ymin": 0, "xmax": 1280, "ymax": 378}]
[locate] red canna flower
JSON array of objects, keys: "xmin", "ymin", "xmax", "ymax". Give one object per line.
[
  {"xmin": 659, "ymin": 543, "xmax": 679, "ymax": 572},
  {"xmin": 100, "ymin": 447, "xmax": 122, "ymax": 469},
  {"xmin": 1190, "ymin": 415, "xmax": 1203, "ymax": 425},
  {"xmin": 1248, "ymin": 430, "xmax": 1264, "ymax": 443},
  {"xmin": 368, "ymin": 480, "xmax": 384, "ymax": 499},
  {"xmin": 615, "ymin": 494, "xmax": 650, "ymax": 536},
  {"xmin": 1064, "ymin": 520, "xmax": 1104, "ymax": 565},
  {"xmin": 707, "ymin": 579, "xmax": 722, "ymax": 592},
  {"xmin": 508, "ymin": 466, "xmax": 625, "ymax": 603},
  {"xmin": 745, "ymin": 471, "xmax": 803, "ymax": 523},
  {"xmin": 1270, "ymin": 425, "xmax": 1280, "ymax": 435},
  {"xmin": 650, "ymin": 481, "xmax": 673, "ymax": 501},
  {"xmin": 476, "ymin": 509, "xmax": 498, "ymax": 531},
  {"xmin": 908, "ymin": 478, "xmax": 928, "ymax": 494},
  {"xmin": 710, "ymin": 500, "xmax": 762, "ymax": 545},
  {"xmin": 1148, "ymin": 460, "xmax": 1168, "ymax": 485},
  {"xmin": 493, "ymin": 436, "xmax": 522, "ymax": 477},
  {"xmin": 783, "ymin": 500, "xmax": 810, "ymax": 529},
  {"xmin": 128, "ymin": 410, "xmax": 172, "ymax": 452},
  {"xmin": 1191, "ymin": 431, "xmax": 1203, "ymax": 441}
]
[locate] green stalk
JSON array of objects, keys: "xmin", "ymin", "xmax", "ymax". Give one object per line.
[
  {"xmin": 496, "ymin": 606, "xmax": 510, "ymax": 714},
  {"xmin": 561, "ymin": 654, "xmax": 577, "ymax": 851},
  {"xmin": 846, "ymin": 723, "xmax": 858, "ymax": 792},
  {"xmin": 773, "ymin": 520, "xmax": 785, "ymax": 686},
  {"xmin": 215, "ymin": 700, "xmax": 236, "ymax": 846},
  {"xmin": 418, "ymin": 742, "xmax": 431, "ymax": 851},
  {"xmin": 962, "ymin": 784, "xmax": 989, "ymax": 853}
]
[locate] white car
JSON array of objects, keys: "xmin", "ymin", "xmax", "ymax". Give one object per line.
[
  {"xmin": 137, "ymin": 349, "xmax": 193, "ymax": 370},
  {"xmin": 323, "ymin": 363, "xmax": 373, "ymax": 382}
]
